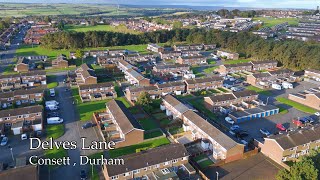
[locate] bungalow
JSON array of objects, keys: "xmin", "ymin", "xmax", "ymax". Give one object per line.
[
  {"xmin": 217, "ymin": 62, "xmax": 253, "ymax": 74},
  {"xmin": 92, "ymin": 100, "xmax": 144, "ymax": 148},
  {"xmin": 79, "ymin": 82, "xmax": 117, "ymax": 102},
  {"xmin": 176, "ymin": 55, "xmax": 207, "ymax": 65},
  {"xmin": 15, "ymin": 57, "xmax": 30, "ymax": 72},
  {"xmin": 162, "ymin": 95, "xmax": 244, "ymax": 163},
  {"xmin": 52, "ymin": 54, "xmax": 69, "ymax": 69},
  {"xmin": 185, "ymin": 76, "xmax": 223, "ymax": 93},
  {"xmin": 252, "ymin": 60, "xmax": 278, "ymax": 71},
  {"xmin": 217, "ymin": 50, "xmax": 239, "ymax": 60},
  {"xmin": 0, "ymin": 105, "xmax": 43, "ymax": 135},
  {"xmin": 147, "ymin": 44, "xmax": 164, "ymax": 53},
  {"xmin": 103, "ymin": 144, "xmax": 189, "ymax": 180},
  {"xmin": 75, "ymin": 64, "xmax": 97, "ymax": 85}
]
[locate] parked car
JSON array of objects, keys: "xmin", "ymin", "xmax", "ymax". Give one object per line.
[
  {"xmin": 230, "ymin": 125, "xmax": 240, "ymax": 131},
  {"xmin": 225, "ymin": 117, "xmax": 235, "ymax": 125},
  {"xmin": 80, "ymin": 170, "xmax": 87, "ymax": 180},
  {"xmin": 292, "ymin": 119, "xmax": 303, "ymax": 127},
  {"xmin": 21, "ymin": 133, "xmax": 27, "ymax": 140},
  {"xmin": 229, "ymin": 77, "xmax": 236, "ymax": 82},
  {"xmin": 82, "ymin": 122, "xmax": 95, "ymax": 129},
  {"xmin": 315, "ymin": 112, "xmax": 320, "ymax": 116},
  {"xmin": 1, "ymin": 137, "xmax": 8, "ymax": 146},
  {"xmin": 260, "ymin": 128, "xmax": 271, "ymax": 136},
  {"xmin": 276, "ymin": 123, "xmax": 286, "ymax": 131},
  {"xmin": 236, "ymin": 131, "xmax": 249, "ymax": 138}
]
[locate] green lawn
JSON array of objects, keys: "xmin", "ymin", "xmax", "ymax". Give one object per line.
[
  {"xmin": 115, "ymin": 97, "xmax": 131, "ymax": 108},
  {"xmin": 193, "ymin": 154, "xmax": 208, "ymax": 162},
  {"xmin": 77, "ymin": 100, "xmax": 109, "ymax": 121},
  {"xmin": 207, "ymin": 59, "xmax": 216, "ymax": 65},
  {"xmin": 64, "ymin": 24, "xmax": 140, "ymax": 34},
  {"xmin": 168, "ymin": 126, "xmax": 184, "ymax": 135},
  {"xmin": 144, "ymin": 130, "xmax": 163, "ymax": 139},
  {"xmin": 217, "ymin": 87, "xmax": 229, "ymax": 93},
  {"xmin": 277, "ymin": 106, "xmax": 289, "ymax": 114},
  {"xmin": 109, "ymin": 137, "xmax": 170, "ymax": 158},
  {"xmin": 47, "ymin": 82, "xmax": 58, "ymax": 89},
  {"xmin": 138, "ymin": 118, "xmax": 158, "ymax": 130},
  {"xmin": 276, "ymin": 97, "xmax": 317, "ymax": 114},
  {"xmin": 46, "ymin": 124, "xmax": 65, "ymax": 140},
  {"xmin": 246, "ymin": 86, "xmax": 272, "ymax": 96},
  {"xmin": 253, "ymin": 17, "xmax": 299, "ymax": 28},
  {"xmin": 188, "ymin": 98, "xmax": 217, "ymax": 121},
  {"xmin": 203, "ymin": 66, "xmax": 219, "ymax": 74},
  {"xmin": 89, "ymin": 165, "xmax": 100, "ymax": 180},
  {"xmin": 198, "ymin": 159, "xmax": 214, "ymax": 169},
  {"xmin": 224, "ymin": 59, "xmax": 251, "ymax": 65},
  {"xmin": 44, "ymin": 147, "xmax": 68, "ymax": 168}
]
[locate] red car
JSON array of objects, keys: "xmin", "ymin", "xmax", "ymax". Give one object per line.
[
  {"xmin": 292, "ymin": 119, "xmax": 303, "ymax": 127},
  {"xmin": 276, "ymin": 123, "xmax": 286, "ymax": 131}
]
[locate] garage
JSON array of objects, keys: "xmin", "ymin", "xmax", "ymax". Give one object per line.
[{"xmin": 229, "ymin": 105, "xmax": 280, "ymax": 123}]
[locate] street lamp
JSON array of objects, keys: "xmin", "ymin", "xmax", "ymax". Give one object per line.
[{"xmin": 216, "ymin": 171, "xmax": 219, "ymax": 180}]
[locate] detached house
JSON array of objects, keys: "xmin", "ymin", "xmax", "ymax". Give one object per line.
[
  {"xmin": 185, "ymin": 76, "xmax": 223, "ymax": 93},
  {"xmin": 92, "ymin": 100, "xmax": 144, "ymax": 148},
  {"xmin": 52, "ymin": 54, "xmax": 68, "ymax": 68},
  {"xmin": 103, "ymin": 144, "xmax": 189, "ymax": 180},
  {"xmin": 0, "ymin": 105, "xmax": 43, "ymax": 135},
  {"xmin": 79, "ymin": 82, "xmax": 117, "ymax": 102},
  {"xmin": 75, "ymin": 64, "xmax": 97, "ymax": 85}
]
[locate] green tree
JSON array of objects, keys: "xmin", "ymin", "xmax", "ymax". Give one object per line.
[
  {"xmin": 172, "ymin": 21, "xmax": 183, "ymax": 29},
  {"xmin": 276, "ymin": 158, "xmax": 318, "ymax": 180},
  {"xmin": 136, "ymin": 92, "xmax": 152, "ymax": 107},
  {"xmin": 44, "ymin": 16, "xmax": 51, "ymax": 23}
]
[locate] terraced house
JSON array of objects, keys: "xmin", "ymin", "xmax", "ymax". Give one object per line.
[
  {"xmin": 159, "ymin": 51, "xmax": 182, "ymax": 60},
  {"xmin": 217, "ymin": 50, "xmax": 239, "ymax": 60},
  {"xmin": 92, "ymin": 100, "xmax": 144, "ymax": 148},
  {"xmin": 155, "ymin": 81, "xmax": 186, "ymax": 96},
  {"xmin": 125, "ymin": 86, "xmax": 160, "ymax": 102},
  {"xmin": 103, "ymin": 144, "xmax": 189, "ymax": 180},
  {"xmin": 0, "ymin": 105, "xmax": 43, "ymax": 135},
  {"xmin": 176, "ymin": 55, "xmax": 207, "ymax": 65},
  {"xmin": 125, "ymin": 69, "xmax": 150, "ymax": 86},
  {"xmin": 0, "ymin": 71, "xmax": 46, "ymax": 91},
  {"xmin": 152, "ymin": 64, "xmax": 190, "ymax": 74},
  {"xmin": 97, "ymin": 55, "xmax": 124, "ymax": 66},
  {"xmin": 261, "ymin": 125, "xmax": 320, "ymax": 166},
  {"xmin": 288, "ymin": 91, "xmax": 320, "ymax": 111},
  {"xmin": 217, "ymin": 62, "xmax": 253, "ymax": 74},
  {"xmin": 75, "ymin": 64, "xmax": 97, "ymax": 85},
  {"xmin": 0, "ymin": 74, "xmax": 22, "ymax": 91},
  {"xmin": 0, "ymin": 88, "xmax": 44, "ymax": 108},
  {"xmin": 162, "ymin": 95, "xmax": 244, "ymax": 163},
  {"xmin": 246, "ymin": 72, "xmax": 273, "ymax": 86},
  {"xmin": 185, "ymin": 76, "xmax": 224, "ymax": 93},
  {"xmin": 78, "ymin": 82, "xmax": 117, "ymax": 102},
  {"xmin": 15, "ymin": 57, "xmax": 30, "ymax": 72},
  {"xmin": 251, "ymin": 60, "xmax": 278, "ymax": 71},
  {"xmin": 52, "ymin": 54, "xmax": 69, "ymax": 69}
]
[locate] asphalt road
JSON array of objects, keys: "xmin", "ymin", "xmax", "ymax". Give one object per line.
[{"xmin": 0, "ymin": 26, "xmax": 28, "ymax": 73}]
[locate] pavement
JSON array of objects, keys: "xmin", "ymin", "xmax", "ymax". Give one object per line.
[{"xmin": 204, "ymin": 153, "xmax": 283, "ymax": 180}]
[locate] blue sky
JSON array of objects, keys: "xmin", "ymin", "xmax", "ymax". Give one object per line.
[{"xmin": 0, "ymin": 0, "xmax": 317, "ymax": 9}]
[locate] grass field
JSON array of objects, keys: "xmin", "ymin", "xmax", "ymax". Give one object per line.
[
  {"xmin": 224, "ymin": 59, "xmax": 251, "ymax": 65},
  {"xmin": 253, "ymin": 17, "xmax": 299, "ymax": 27},
  {"xmin": 64, "ymin": 25, "xmax": 140, "ymax": 34},
  {"xmin": 44, "ymin": 147, "xmax": 68, "ymax": 168},
  {"xmin": 144, "ymin": 130, "xmax": 163, "ymax": 139},
  {"xmin": 109, "ymin": 137, "xmax": 170, "ymax": 158},
  {"xmin": 276, "ymin": 97, "xmax": 317, "ymax": 114},
  {"xmin": 46, "ymin": 124, "xmax": 65, "ymax": 140},
  {"xmin": 138, "ymin": 118, "xmax": 158, "ymax": 130},
  {"xmin": 47, "ymin": 82, "xmax": 58, "ymax": 89},
  {"xmin": 246, "ymin": 86, "xmax": 272, "ymax": 96},
  {"xmin": 188, "ymin": 98, "xmax": 217, "ymax": 121},
  {"xmin": 277, "ymin": 105, "xmax": 289, "ymax": 114},
  {"xmin": 16, "ymin": 44, "xmax": 150, "ymax": 60}
]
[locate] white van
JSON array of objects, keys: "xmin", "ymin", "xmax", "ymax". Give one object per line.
[
  {"xmin": 49, "ymin": 89, "xmax": 55, "ymax": 97},
  {"xmin": 46, "ymin": 104, "xmax": 59, "ymax": 111},
  {"xmin": 282, "ymin": 82, "xmax": 293, "ymax": 89},
  {"xmin": 272, "ymin": 83, "xmax": 282, "ymax": 90},
  {"xmin": 47, "ymin": 117, "xmax": 64, "ymax": 124},
  {"xmin": 45, "ymin": 100, "xmax": 59, "ymax": 106}
]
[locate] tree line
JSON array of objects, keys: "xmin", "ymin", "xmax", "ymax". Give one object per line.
[{"xmin": 41, "ymin": 28, "xmax": 320, "ymax": 70}]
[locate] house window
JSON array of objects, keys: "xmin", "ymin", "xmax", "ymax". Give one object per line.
[
  {"xmin": 153, "ymin": 164, "xmax": 160, "ymax": 169},
  {"xmin": 182, "ymin": 157, "xmax": 188, "ymax": 161},
  {"xmin": 123, "ymin": 172, "xmax": 130, "ymax": 177},
  {"xmin": 133, "ymin": 169, "xmax": 140, "ymax": 174},
  {"xmin": 24, "ymin": 114, "xmax": 29, "ymax": 118},
  {"xmin": 164, "ymin": 161, "xmax": 170, "ymax": 166},
  {"xmin": 18, "ymin": 115, "xmax": 23, "ymax": 118},
  {"xmin": 21, "ymin": 95, "xmax": 28, "ymax": 98},
  {"xmin": 172, "ymin": 159, "xmax": 178, "ymax": 163},
  {"xmin": 36, "ymin": 113, "xmax": 41, "ymax": 116},
  {"xmin": 144, "ymin": 167, "xmax": 147, "ymax": 171},
  {"xmin": 111, "ymin": 175, "xmax": 119, "ymax": 180},
  {"xmin": 4, "ymin": 117, "xmax": 10, "ymax": 120}
]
